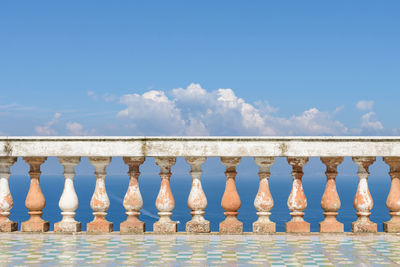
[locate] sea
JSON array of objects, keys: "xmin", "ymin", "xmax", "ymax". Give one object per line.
[{"xmin": 8, "ymin": 168, "xmax": 391, "ymax": 233}]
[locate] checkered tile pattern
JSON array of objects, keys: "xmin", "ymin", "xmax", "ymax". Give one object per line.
[{"xmin": 0, "ymin": 234, "xmax": 399, "ymax": 266}]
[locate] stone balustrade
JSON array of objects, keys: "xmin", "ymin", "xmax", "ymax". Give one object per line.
[{"xmin": 0, "ymin": 136, "xmax": 400, "ymax": 234}]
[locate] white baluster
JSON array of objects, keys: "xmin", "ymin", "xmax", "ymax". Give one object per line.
[{"xmin": 55, "ymin": 157, "xmax": 81, "ymax": 232}]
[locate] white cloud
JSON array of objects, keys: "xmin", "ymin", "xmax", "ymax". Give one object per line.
[
  {"xmin": 356, "ymin": 100, "xmax": 374, "ymax": 111},
  {"xmin": 18, "ymin": 84, "xmax": 396, "ymax": 136},
  {"xmin": 116, "ymin": 83, "xmax": 352, "ymax": 136},
  {"xmin": 254, "ymin": 100, "xmax": 278, "ymax": 113},
  {"xmin": 35, "ymin": 112, "xmax": 61, "ymax": 135},
  {"xmin": 117, "ymin": 90, "xmax": 186, "ymax": 135},
  {"xmin": 35, "ymin": 126, "xmax": 56, "ymax": 135},
  {"xmin": 185, "ymin": 117, "xmax": 209, "ymax": 136},
  {"xmin": 88, "ymin": 91, "xmax": 97, "ymax": 100},
  {"xmin": 361, "ymin": 112, "xmax": 384, "ymax": 131},
  {"xmin": 333, "ymin": 105, "xmax": 344, "ymax": 114},
  {"xmin": 66, "ymin": 122, "xmax": 88, "ymax": 135},
  {"xmin": 172, "ymin": 83, "xmax": 207, "ymax": 102},
  {"xmin": 283, "ymin": 108, "xmax": 349, "ymax": 135}
]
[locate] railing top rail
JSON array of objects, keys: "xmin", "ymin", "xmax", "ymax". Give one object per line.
[
  {"xmin": 1, "ymin": 136, "xmax": 400, "ymax": 141},
  {"xmin": 1, "ymin": 136, "xmax": 400, "ymax": 157}
]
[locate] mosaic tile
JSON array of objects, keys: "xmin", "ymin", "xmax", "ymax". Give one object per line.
[{"xmin": 1, "ymin": 234, "xmax": 400, "ymax": 265}]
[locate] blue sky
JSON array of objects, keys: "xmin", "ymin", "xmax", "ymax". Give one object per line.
[
  {"xmin": 1, "ymin": 1, "xmax": 399, "ymax": 174},
  {"xmin": 1, "ymin": 1, "xmax": 399, "ymax": 137}
]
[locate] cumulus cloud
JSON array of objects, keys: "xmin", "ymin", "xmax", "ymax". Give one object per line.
[
  {"xmin": 356, "ymin": 100, "xmax": 374, "ymax": 111},
  {"xmin": 118, "ymin": 90, "xmax": 186, "ymax": 135},
  {"xmin": 34, "ymin": 127, "xmax": 56, "ymax": 136},
  {"xmin": 361, "ymin": 112, "xmax": 384, "ymax": 131},
  {"xmin": 283, "ymin": 108, "xmax": 349, "ymax": 135},
  {"xmin": 66, "ymin": 122, "xmax": 88, "ymax": 135},
  {"xmin": 34, "ymin": 114, "xmax": 93, "ymax": 136},
  {"xmin": 116, "ymin": 83, "xmax": 352, "ymax": 136},
  {"xmin": 23, "ymin": 84, "xmax": 397, "ymax": 136},
  {"xmin": 254, "ymin": 100, "xmax": 278, "ymax": 114},
  {"xmin": 35, "ymin": 112, "xmax": 61, "ymax": 135},
  {"xmin": 172, "ymin": 83, "xmax": 207, "ymax": 102}
]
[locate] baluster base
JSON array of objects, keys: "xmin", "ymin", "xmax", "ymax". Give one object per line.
[
  {"xmin": 351, "ymin": 218, "xmax": 377, "ymax": 233},
  {"xmin": 0, "ymin": 219, "xmax": 18, "ymax": 232},
  {"xmin": 120, "ymin": 218, "xmax": 145, "ymax": 234},
  {"xmin": 319, "ymin": 220, "xmax": 343, "ymax": 233},
  {"xmin": 154, "ymin": 220, "xmax": 177, "ymax": 233},
  {"xmin": 253, "ymin": 221, "xmax": 276, "ymax": 233},
  {"xmin": 87, "ymin": 217, "xmax": 113, "ymax": 233},
  {"xmin": 186, "ymin": 220, "xmax": 210, "ymax": 233},
  {"xmin": 285, "ymin": 220, "xmax": 310, "ymax": 233},
  {"xmin": 383, "ymin": 221, "xmax": 400, "ymax": 233},
  {"xmin": 219, "ymin": 216, "xmax": 243, "ymax": 234},
  {"xmin": 54, "ymin": 221, "xmax": 81, "ymax": 233},
  {"xmin": 21, "ymin": 218, "xmax": 49, "ymax": 232}
]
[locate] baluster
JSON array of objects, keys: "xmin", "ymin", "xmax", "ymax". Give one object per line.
[
  {"xmin": 253, "ymin": 157, "xmax": 275, "ymax": 233},
  {"xmin": 352, "ymin": 157, "xmax": 377, "ymax": 233},
  {"xmin": 55, "ymin": 157, "xmax": 81, "ymax": 232},
  {"xmin": 286, "ymin": 157, "xmax": 309, "ymax": 233},
  {"xmin": 220, "ymin": 157, "xmax": 242, "ymax": 234},
  {"xmin": 320, "ymin": 157, "xmax": 344, "ymax": 232},
  {"xmin": 185, "ymin": 156, "xmax": 210, "ymax": 233},
  {"xmin": 0, "ymin": 157, "xmax": 17, "ymax": 232},
  {"xmin": 383, "ymin": 157, "xmax": 400, "ymax": 232},
  {"xmin": 87, "ymin": 157, "xmax": 112, "ymax": 233},
  {"xmin": 21, "ymin": 157, "xmax": 49, "ymax": 232},
  {"xmin": 154, "ymin": 157, "xmax": 176, "ymax": 233},
  {"xmin": 120, "ymin": 156, "xmax": 146, "ymax": 233}
]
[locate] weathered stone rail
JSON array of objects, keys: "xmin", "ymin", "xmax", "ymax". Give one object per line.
[{"xmin": 0, "ymin": 136, "xmax": 400, "ymax": 234}]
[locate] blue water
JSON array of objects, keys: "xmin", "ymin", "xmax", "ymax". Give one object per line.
[{"xmin": 8, "ymin": 172, "xmax": 391, "ymax": 232}]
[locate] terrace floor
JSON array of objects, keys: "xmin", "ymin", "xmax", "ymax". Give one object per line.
[{"xmin": 1, "ymin": 233, "xmax": 400, "ymax": 266}]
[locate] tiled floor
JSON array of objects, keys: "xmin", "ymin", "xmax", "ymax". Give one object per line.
[{"xmin": 0, "ymin": 233, "xmax": 400, "ymax": 266}]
